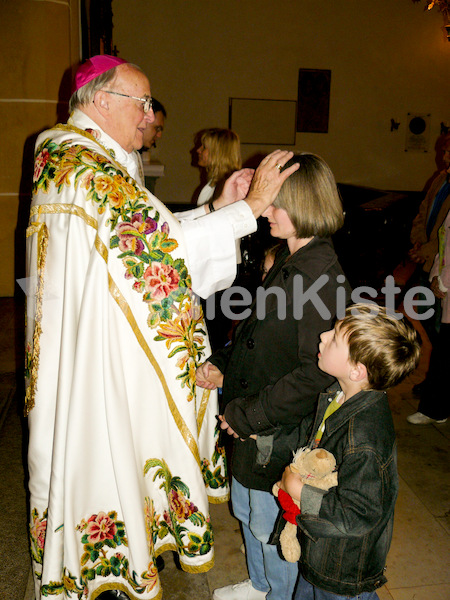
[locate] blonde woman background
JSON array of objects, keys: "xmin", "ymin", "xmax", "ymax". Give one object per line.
[
  {"xmin": 196, "ymin": 127, "xmax": 242, "ymax": 207},
  {"xmin": 194, "ymin": 128, "xmax": 243, "ymax": 349}
]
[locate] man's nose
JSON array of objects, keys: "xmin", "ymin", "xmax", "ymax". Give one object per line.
[{"xmin": 144, "ymin": 109, "xmax": 155, "ymax": 124}]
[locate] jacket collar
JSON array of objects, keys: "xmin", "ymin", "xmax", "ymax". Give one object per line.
[{"xmin": 311, "ymin": 383, "xmax": 387, "ymax": 441}]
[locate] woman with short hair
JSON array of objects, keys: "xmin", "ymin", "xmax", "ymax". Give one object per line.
[{"xmin": 197, "ymin": 153, "xmax": 351, "ymax": 600}]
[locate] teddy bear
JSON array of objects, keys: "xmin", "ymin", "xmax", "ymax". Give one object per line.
[{"xmin": 272, "ymin": 447, "xmax": 338, "ymax": 563}]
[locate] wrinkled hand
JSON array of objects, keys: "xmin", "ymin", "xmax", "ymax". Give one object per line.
[
  {"xmin": 196, "ymin": 361, "xmax": 224, "ymax": 389},
  {"xmin": 216, "ymin": 168, "xmax": 255, "ymax": 209},
  {"xmin": 430, "ymin": 276, "xmax": 446, "ymax": 299},
  {"xmin": 245, "ymin": 150, "xmax": 299, "ymax": 218}
]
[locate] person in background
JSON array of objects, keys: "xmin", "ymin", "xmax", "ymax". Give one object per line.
[
  {"xmin": 197, "ymin": 153, "xmax": 350, "ymax": 600},
  {"xmin": 278, "ymin": 304, "xmax": 421, "ymax": 600},
  {"xmin": 407, "ymin": 205, "xmax": 450, "ymax": 425},
  {"xmin": 194, "ymin": 128, "xmax": 243, "ymax": 349},
  {"xmin": 141, "ymin": 97, "xmax": 166, "ymax": 151},
  {"xmin": 409, "ymin": 136, "xmax": 450, "ymax": 333},
  {"xmin": 25, "ymin": 54, "xmax": 298, "ymax": 600},
  {"xmin": 196, "ymin": 127, "xmax": 242, "ymax": 207}
]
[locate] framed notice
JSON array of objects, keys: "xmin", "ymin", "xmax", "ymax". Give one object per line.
[
  {"xmin": 229, "ymin": 98, "xmax": 297, "ymax": 145},
  {"xmin": 297, "ymin": 68, "xmax": 331, "ymax": 133}
]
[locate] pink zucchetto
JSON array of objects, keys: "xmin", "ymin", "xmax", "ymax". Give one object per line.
[{"xmin": 71, "ymin": 55, "xmax": 128, "ymax": 95}]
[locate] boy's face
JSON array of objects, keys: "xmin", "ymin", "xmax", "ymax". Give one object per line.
[{"xmin": 318, "ymin": 326, "xmax": 354, "ymax": 381}]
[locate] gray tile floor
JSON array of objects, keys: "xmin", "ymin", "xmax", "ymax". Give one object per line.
[{"xmin": 1, "ymin": 298, "xmax": 448, "ymax": 600}]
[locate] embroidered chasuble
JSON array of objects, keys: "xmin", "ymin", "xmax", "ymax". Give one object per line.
[{"xmin": 25, "ymin": 111, "xmax": 229, "ymax": 599}]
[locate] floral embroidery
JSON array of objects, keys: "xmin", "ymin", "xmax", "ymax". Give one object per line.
[
  {"xmin": 201, "ymin": 434, "xmax": 228, "ymax": 490},
  {"xmin": 33, "ymin": 137, "xmax": 207, "ymax": 399},
  {"xmin": 84, "ymin": 511, "xmax": 117, "ymax": 544},
  {"xmin": 29, "ymin": 508, "xmax": 47, "ymax": 575},
  {"xmin": 33, "ymin": 510, "xmax": 158, "ymax": 597},
  {"xmin": 154, "ymin": 297, "xmax": 206, "ymax": 402},
  {"xmin": 144, "ymin": 459, "xmax": 214, "ymax": 558}
]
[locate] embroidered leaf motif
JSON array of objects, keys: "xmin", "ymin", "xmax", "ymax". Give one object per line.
[{"xmin": 33, "ymin": 136, "xmax": 206, "ymax": 402}]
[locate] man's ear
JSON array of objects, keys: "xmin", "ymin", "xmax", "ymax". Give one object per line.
[
  {"xmin": 93, "ymin": 90, "xmax": 109, "ymax": 115},
  {"xmin": 349, "ymin": 362, "xmax": 368, "ymax": 383}
]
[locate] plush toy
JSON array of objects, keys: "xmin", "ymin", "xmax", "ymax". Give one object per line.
[{"xmin": 272, "ymin": 447, "xmax": 338, "ymax": 563}]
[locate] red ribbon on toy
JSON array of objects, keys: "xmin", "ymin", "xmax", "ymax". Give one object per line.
[{"xmin": 278, "ymin": 489, "xmax": 301, "ymax": 524}]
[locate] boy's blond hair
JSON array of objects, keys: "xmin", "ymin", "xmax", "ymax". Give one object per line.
[{"xmin": 336, "ymin": 303, "xmax": 421, "ymax": 391}]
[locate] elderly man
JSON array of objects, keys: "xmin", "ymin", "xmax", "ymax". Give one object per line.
[{"xmin": 25, "ymin": 54, "xmax": 296, "ymax": 600}]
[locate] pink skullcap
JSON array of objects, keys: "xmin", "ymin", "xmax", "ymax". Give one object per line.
[{"xmin": 72, "ymin": 55, "xmax": 128, "ymax": 94}]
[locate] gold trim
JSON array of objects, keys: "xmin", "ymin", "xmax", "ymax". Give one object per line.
[
  {"xmin": 107, "ymin": 274, "xmax": 201, "ymax": 467},
  {"xmin": 208, "ymin": 493, "xmax": 230, "ymax": 504},
  {"xmin": 196, "ymin": 388, "xmax": 210, "ymax": 433},
  {"xmin": 178, "ymin": 554, "xmax": 215, "ymax": 574},
  {"xmin": 56, "ymin": 122, "xmax": 137, "ymax": 183},
  {"xmin": 25, "ymin": 222, "xmax": 49, "ymax": 415},
  {"xmin": 91, "ymin": 582, "xmax": 162, "ymax": 600},
  {"xmin": 29, "ymin": 203, "xmax": 98, "ymax": 230}
]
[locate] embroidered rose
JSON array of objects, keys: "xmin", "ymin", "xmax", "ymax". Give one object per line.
[
  {"xmin": 85, "ymin": 512, "xmax": 117, "ymax": 544},
  {"xmin": 168, "ymin": 489, "xmax": 198, "ymax": 522},
  {"xmin": 143, "ymin": 262, "xmax": 180, "ymax": 301},
  {"xmin": 34, "ymin": 149, "xmax": 50, "ymax": 181},
  {"xmin": 30, "ymin": 513, "xmax": 47, "ymax": 549}
]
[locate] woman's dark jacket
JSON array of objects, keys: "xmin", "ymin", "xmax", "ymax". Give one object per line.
[
  {"xmin": 297, "ymin": 383, "xmax": 398, "ymax": 596},
  {"xmin": 209, "ymin": 237, "xmax": 350, "ymax": 491}
]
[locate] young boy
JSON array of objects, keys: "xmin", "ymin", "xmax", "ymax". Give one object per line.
[{"xmin": 277, "ymin": 303, "xmax": 421, "ymax": 600}]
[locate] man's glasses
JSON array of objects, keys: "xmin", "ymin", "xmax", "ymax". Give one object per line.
[{"xmin": 103, "ymin": 91, "xmax": 153, "ymax": 113}]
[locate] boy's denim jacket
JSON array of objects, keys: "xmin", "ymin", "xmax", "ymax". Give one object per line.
[{"xmin": 296, "ymin": 383, "xmax": 398, "ymax": 596}]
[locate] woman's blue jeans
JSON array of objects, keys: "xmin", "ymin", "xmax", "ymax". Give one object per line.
[
  {"xmin": 231, "ymin": 477, "xmax": 298, "ymax": 600},
  {"xmin": 295, "ymin": 575, "xmax": 380, "ymax": 600}
]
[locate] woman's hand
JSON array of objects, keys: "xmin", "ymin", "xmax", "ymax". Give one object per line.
[
  {"xmin": 245, "ymin": 150, "xmax": 299, "ymax": 218},
  {"xmin": 196, "ymin": 361, "xmax": 224, "ymax": 389}
]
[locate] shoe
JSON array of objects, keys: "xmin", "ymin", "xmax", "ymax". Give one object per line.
[
  {"xmin": 155, "ymin": 555, "xmax": 165, "ymax": 572},
  {"xmin": 213, "ymin": 579, "xmax": 267, "ymax": 600},
  {"xmin": 97, "ymin": 591, "xmax": 130, "ymax": 599},
  {"xmin": 407, "ymin": 412, "xmax": 447, "ymax": 425}
]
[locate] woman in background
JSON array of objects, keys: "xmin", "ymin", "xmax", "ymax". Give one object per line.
[
  {"xmin": 196, "ymin": 128, "xmax": 242, "ymax": 207},
  {"xmin": 195, "ymin": 128, "xmax": 243, "ymax": 350}
]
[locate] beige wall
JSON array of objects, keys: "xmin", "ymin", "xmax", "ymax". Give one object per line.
[
  {"xmin": 113, "ymin": 0, "xmax": 450, "ymax": 205},
  {"xmin": 1, "ymin": 0, "xmax": 449, "ymax": 296},
  {"xmin": 0, "ymin": 0, "xmax": 80, "ymax": 296}
]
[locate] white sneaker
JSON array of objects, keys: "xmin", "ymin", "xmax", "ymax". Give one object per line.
[
  {"xmin": 407, "ymin": 411, "xmax": 447, "ymax": 425},
  {"xmin": 213, "ymin": 579, "xmax": 267, "ymax": 600}
]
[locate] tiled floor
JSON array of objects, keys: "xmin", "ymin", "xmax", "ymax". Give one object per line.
[{"xmin": 0, "ymin": 298, "xmax": 448, "ymax": 600}]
